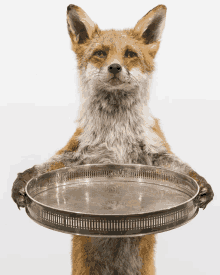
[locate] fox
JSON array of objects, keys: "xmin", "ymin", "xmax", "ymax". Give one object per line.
[{"xmin": 12, "ymin": 4, "xmax": 214, "ymax": 275}]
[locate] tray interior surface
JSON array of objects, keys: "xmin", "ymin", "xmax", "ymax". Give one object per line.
[{"xmin": 32, "ymin": 177, "xmax": 192, "ymax": 215}]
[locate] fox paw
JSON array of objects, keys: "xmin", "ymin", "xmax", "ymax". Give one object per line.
[
  {"xmin": 11, "ymin": 166, "xmax": 37, "ymax": 210},
  {"xmin": 12, "ymin": 179, "xmax": 27, "ymax": 209},
  {"xmin": 197, "ymin": 181, "xmax": 214, "ymax": 210}
]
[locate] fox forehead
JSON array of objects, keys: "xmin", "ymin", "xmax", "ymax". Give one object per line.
[
  {"xmin": 90, "ymin": 30, "xmax": 140, "ymax": 52},
  {"xmin": 76, "ymin": 29, "xmax": 154, "ymax": 72}
]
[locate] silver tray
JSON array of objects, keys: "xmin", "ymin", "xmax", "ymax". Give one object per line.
[{"xmin": 25, "ymin": 164, "xmax": 200, "ymax": 237}]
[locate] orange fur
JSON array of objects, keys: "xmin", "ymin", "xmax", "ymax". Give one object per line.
[
  {"xmin": 152, "ymin": 118, "xmax": 172, "ymax": 154},
  {"xmin": 56, "ymin": 127, "xmax": 83, "ymax": 155},
  {"xmin": 47, "ymin": 161, "xmax": 65, "ymax": 172},
  {"xmin": 139, "ymin": 235, "xmax": 156, "ymax": 275},
  {"xmin": 71, "ymin": 236, "xmax": 91, "ymax": 275}
]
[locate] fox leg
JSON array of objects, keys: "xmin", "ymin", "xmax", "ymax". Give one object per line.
[
  {"xmin": 71, "ymin": 236, "xmax": 91, "ymax": 275},
  {"xmin": 138, "ymin": 235, "xmax": 156, "ymax": 275},
  {"xmin": 71, "ymin": 235, "xmax": 155, "ymax": 275}
]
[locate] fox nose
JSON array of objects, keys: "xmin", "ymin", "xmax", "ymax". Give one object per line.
[{"xmin": 108, "ymin": 63, "xmax": 122, "ymax": 74}]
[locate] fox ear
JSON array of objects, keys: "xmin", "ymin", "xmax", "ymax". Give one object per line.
[
  {"xmin": 134, "ymin": 5, "xmax": 167, "ymax": 44},
  {"xmin": 67, "ymin": 5, "xmax": 98, "ymax": 45}
]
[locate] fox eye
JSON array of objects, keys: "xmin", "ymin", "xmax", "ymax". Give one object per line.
[
  {"xmin": 93, "ymin": 50, "xmax": 107, "ymax": 58},
  {"xmin": 125, "ymin": 50, "xmax": 138, "ymax": 58}
]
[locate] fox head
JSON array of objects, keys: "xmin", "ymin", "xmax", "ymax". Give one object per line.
[{"xmin": 67, "ymin": 5, "xmax": 166, "ymax": 123}]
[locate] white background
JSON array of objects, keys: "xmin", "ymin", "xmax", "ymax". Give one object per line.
[{"xmin": 1, "ymin": 0, "xmax": 220, "ymax": 274}]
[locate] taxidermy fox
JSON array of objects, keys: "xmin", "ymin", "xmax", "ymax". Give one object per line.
[{"xmin": 12, "ymin": 4, "xmax": 214, "ymax": 275}]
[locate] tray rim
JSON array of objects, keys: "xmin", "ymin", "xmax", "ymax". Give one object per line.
[
  {"xmin": 25, "ymin": 164, "xmax": 200, "ymax": 216},
  {"xmin": 25, "ymin": 164, "xmax": 200, "ymax": 236}
]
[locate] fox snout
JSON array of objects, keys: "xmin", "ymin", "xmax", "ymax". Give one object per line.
[
  {"xmin": 86, "ymin": 59, "xmax": 140, "ymax": 93},
  {"xmin": 108, "ymin": 63, "xmax": 122, "ymax": 75},
  {"xmin": 107, "ymin": 63, "xmax": 124, "ymax": 86}
]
